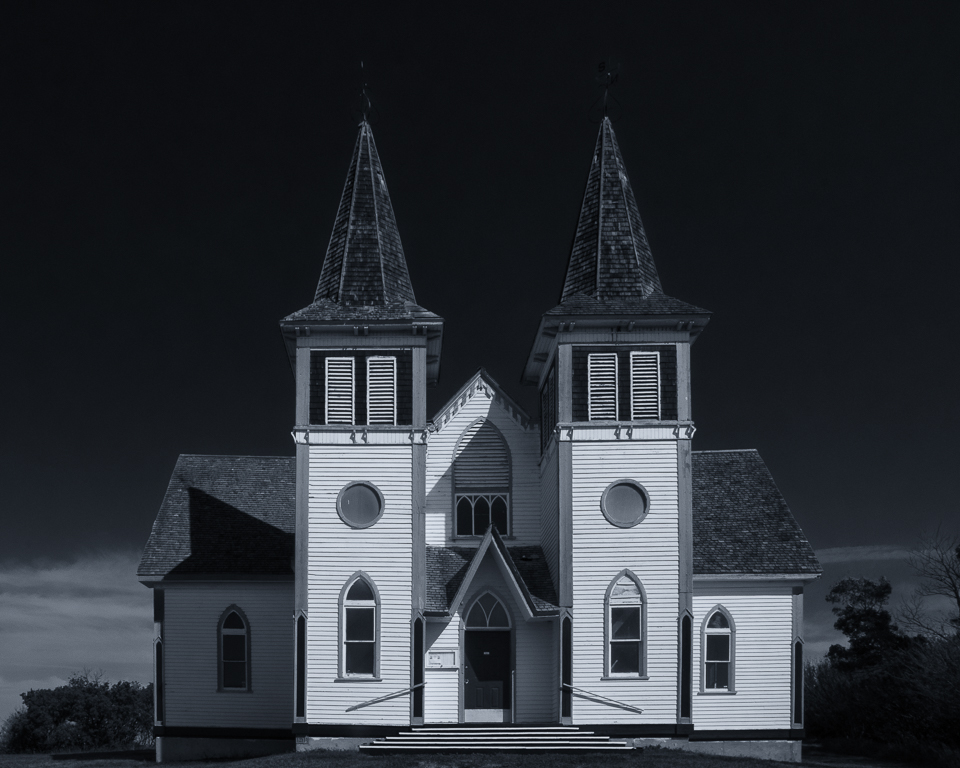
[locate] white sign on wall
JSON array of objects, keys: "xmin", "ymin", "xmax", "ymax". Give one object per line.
[{"xmin": 426, "ymin": 649, "xmax": 458, "ymax": 669}]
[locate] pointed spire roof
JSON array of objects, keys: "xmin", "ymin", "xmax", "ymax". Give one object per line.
[
  {"xmin": 561, "ymin": 116, "xmax": 663, "ymax": 301},
  {"xmin": 283, "ymin": 120, "xmax": 440, "ymax": 325},
  {"xmin": 315, "ymin": 119, "xmax": 416, "ymax": 306},
  {"xmin": 522, "ymin": 118, "xmax": 709, "ymax": 385},
  {"xmin": 281, "ymin": 120, "xmax": 443, "ymax": 382}
]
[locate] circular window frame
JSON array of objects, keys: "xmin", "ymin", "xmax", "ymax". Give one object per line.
[
  {"xmin": 600, "ymin": 479, "xmax": 650, "ymax": 528},
  {"xmin": 336, "ymin": 481, "xmax": 385, "ymax": 529}
]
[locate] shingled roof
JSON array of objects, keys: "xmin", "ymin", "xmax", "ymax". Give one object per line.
[
  {"xmin": 283, "ymin": 120, "xmax": 435, "ymax": 323},
  {"xmin": 139, "ymin": 449, "xmax": 819, "ymax": 583},
  {"xmin": 692, "ymin": 450, "xmax": 821, "ymax": 576},
  {"xmin": 562, "ymin": 117, "xmax": 661, "ymax": 301},
  {"xmin": 137, "ymin": 455, "xmax": 295, "ymax": 580},
  {"xmin": 541, "ymin": 117, "xmax": 711, "ymax": 320},
  {"xmin": 425, "ymin": 544, "xmax": 559, "ymax": 616}
]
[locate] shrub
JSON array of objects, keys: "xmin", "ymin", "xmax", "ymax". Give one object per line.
[{"xmin": 0, "ymin": 672, "xmax": 153, "ymax": 754}]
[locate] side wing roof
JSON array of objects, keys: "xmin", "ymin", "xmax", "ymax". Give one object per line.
[
  {"xmin": 137, "ymin": 454, "xmax": 295, "ymax": 581},
  {"xmin": 692, "ymin": 449, "xmax": 821, "ymax": 576}
]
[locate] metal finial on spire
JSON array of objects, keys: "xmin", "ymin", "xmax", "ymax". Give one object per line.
[
  {"xmin": 590, "ymin": 57, "xmax": 623, "ymax": 123},
  {"xmin": 356, "ymin": 60, "xmax": 379, "ymax": 124}
]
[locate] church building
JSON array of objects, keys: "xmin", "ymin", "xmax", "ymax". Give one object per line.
[{"xmin": 138, "ymin": 115, "xmax": 821, "ymax": 763}]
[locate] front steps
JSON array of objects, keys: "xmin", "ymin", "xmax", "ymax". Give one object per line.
[{"xmin": 359, "ymin": 725, "xmax": 632, "ymax": 753}]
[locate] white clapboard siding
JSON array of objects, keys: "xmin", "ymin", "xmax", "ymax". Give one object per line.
[
  {"xmin": 539, "ymin": 445, "xmax": 560, "ymax": 592},
  {"xmin": 570, "ymin": 440, "xmax": 680, "ymax": 724},
  {"xmin": 367, "ymin": 356, "xmax": 397, "ymax": 425},
  {"xmin": 691, "ymin": 585, "xmax": 795, "ymax": 730},
  {"xmin": 424, "ymin": 618, "xmax": 461, "ymax": 723},
  {"xmin": 162, "ymin": 582, "xmax": 293, "ymax": 728},
  {"xmin": 307, "ymin": 445, "xmax": 413, "ymax": 724},
  {"xmin": 587, "ymin": 353, "xmax": 618, "ymax": 421},
  {"xmin": 460, "ymin": 553, "xmax": 558, "ymax": 723},
  {"xmin": 630, "ymin": 352, "xmax": 660, "ymax": 420},
  {"xmin": 425, "ymin": 378, "xmax": 541, "ymax": 545},
  {"xmin": 454, "ymin": 421, "xmax": 509, "ymax": 487},
  {"xmin": 325, "ymin": 357, "xmax": 355, "ymax": 424}
]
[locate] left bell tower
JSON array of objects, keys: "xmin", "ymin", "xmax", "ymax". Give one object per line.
[{"xmin": 279, "ymin": 120, "xmax": 443, "ymax": 734}]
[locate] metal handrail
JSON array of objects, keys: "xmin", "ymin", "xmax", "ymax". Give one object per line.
[
  {"xmin": 345, "ymin": 682, "xmax": 425, "ymax": 712},
  {"xmin": 560, "ymin": 683, "xmax": 644, "ymax": 715}
]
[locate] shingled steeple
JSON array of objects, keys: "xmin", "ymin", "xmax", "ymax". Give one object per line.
[
  {"xmin": 314, "ymin": 119, "xmax": 416, "ymax": 307},
  {"xmin": 281, "ymin": 120, "xmax": 443, "ymax": 383},
  {"xmin": 562, "ymin": 117, "xmax": 662, "ymax": 301},
  {"xmin": 522, "ymin": 117, "xmax": 710, "ymax": 386}
]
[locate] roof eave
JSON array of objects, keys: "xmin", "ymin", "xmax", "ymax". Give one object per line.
[
  {"xmin": 279, "ymin": 315, "xmax": 444, "ymax": 385},
  {"xmin": 521, "ymin": 311, "xmax": 712, "ymax": 387}
]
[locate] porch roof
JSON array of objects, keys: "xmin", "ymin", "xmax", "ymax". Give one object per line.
[{"xmin": 425, "ymin": 534, "xmax": 560, "ymax": 617}]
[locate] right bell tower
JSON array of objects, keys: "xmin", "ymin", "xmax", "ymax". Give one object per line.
[{"xmin": 523, "ymin": 116, "xmax": 711, "ymax": 727}]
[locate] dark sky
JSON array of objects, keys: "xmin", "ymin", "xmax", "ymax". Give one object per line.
[{"xmin": 3, "ymin": 2, "xmax": 958, "ymax": 562}]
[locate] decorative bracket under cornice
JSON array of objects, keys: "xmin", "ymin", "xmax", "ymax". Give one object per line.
[
  {"xmin": 556, "ymin": 421, "xmax": 696, "ymax": 442},
  {"xmin": 291, "ymin": 427, "xmax": 430, "ymax": 446}
]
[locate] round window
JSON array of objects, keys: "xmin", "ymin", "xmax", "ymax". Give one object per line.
[
  {"xmin": 337, "ymin": 482, "xmax": 384, "ymax": 529},
  {"xmin": 600, "ymin": 480, "xmax": 649, "ymax": 528}
]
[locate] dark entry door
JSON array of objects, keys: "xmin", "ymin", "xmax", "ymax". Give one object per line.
[{"xmin": 464, "ymin": 631, "xmax": 511, "ymax": 709}]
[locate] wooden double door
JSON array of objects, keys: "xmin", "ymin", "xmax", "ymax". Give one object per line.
[{"xmin": 464, "ymin": 630, "xmax": 511, "ymax": 713}]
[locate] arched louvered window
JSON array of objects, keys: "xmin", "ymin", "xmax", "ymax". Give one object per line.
[
  {"xmin": 605, "ymin": 572, "xmax": 646, "ymax": 677},
  {"xmin": 701, "ymin": 606, "xmax": 736, "ymax": 692},
  {"xmin": 218, "ymin": 606, "xmax": 251, "ymax": 691},
  {"xmin": 454, "ymin": 419, "xmax": 511, "ymax": 537},
  {"xmin": 340, "ymin": 574, "xmax": 380, "ymax": 678}
]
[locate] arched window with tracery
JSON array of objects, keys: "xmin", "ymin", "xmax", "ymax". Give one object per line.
[
  {"xmin": 218, "ymin": 606, "xmax": 250, "ymax": 691},
  {"xmin": 454, "ymin": 418, "xmax": 511, "ymax": 537},
  {"xmin": 465, "ymin": 592, "xmax": 511, "ymax": 628},
  {"xmin": 340, "ymin": 574, "xmax": 380, "ymax": 678},
  {"xmin": 604, "ymin": 572, "xmax": 646, "ymax": 677},
  {"xmin": 701, "ymin": 606, "xmax": 736, "ymax": 692}
]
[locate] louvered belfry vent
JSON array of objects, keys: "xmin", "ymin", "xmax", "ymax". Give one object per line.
[
  {"xmin": 366, "ymin": 356, "xmax": 397, "ymax": 425},
  {"xmin": 630, "ymin": 351, "xmax": 661, "ymax": 420},
  {"xmin": 454, "ymin": 421, "xmax": 509, "ymax": 488},
  {"xmin": 588, "ymin": 353, "xmax": 618, "ymax": 421},
  {"xmin": 325, "ymin": 357, "xmax": 355, "ymax": 424},
  {"xmin": 454, "ymin": 419, "xmax": 511, "ymax": 536}
]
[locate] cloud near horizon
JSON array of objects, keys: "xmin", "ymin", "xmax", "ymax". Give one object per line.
[{"xmin": 0, "ymin": 551, "xmax": 152, "ymax": 724}]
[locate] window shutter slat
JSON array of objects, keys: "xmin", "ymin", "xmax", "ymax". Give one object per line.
[
  {"xmin": 366, "ymin": 356, "xmax": 397, "ymax": 425},
  {"xmin": 630, "ymin": 351, "xmax": 660, "ymax": 420},
  {"xmin": 325, "ymin": 357, "xmax": 355, "ymax": 424},
  {"xmin": 588, "ymin": 353, "xmax": 618, "ymax": 420}
]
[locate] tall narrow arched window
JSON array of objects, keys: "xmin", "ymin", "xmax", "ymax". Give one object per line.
[
  {"xmin": 701, "ymin": 606, "xmax": 736, "ymax": 692},
  {"xmin": 340, "ymin": 574, "xmax": 380, "ymax": 678},
  {"xmin": 604, "ymin": 572, "xmax": 646, "ymax": 677},
  {"xmin": 154, "ymin": 638, "xmax": 164, "ymax": 723},
  {"xmin": 454, "ymin": 418, "xmax": 511, "ymax": 537},
  {"xmin": 295, "ymin": 614, "xmax": 306, "ymax": 719},
  {"xmin": 218, "ymin": 606, "xmax": 250, "ymax": 691}
]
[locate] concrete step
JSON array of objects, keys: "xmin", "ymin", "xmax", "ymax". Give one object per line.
[
  {"xmin": 359, "ymin": 726, "xmax": 634, "ymax": 753},
  {"xmin": 360, "ymin": 743, "xmax": 631, "ymax": 752}
]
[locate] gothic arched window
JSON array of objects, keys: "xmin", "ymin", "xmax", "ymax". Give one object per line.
[
  {"xmin": 454, "ymin": 419, "xmax": 511, "ymax": 537},
  {"xmin": 218, "ymin": 606, "xmax": 250, "ymax": 691},
  {"xmin": 701, "ymin": 606, "xmax": 736, "ymax": 692},
  {"xmin": 341, "ymin": 574, "xmax": 380, "ymax": 678},
  {"xmin": 605, "ymin": 572, "xmax": 646, "ymax": 677}
]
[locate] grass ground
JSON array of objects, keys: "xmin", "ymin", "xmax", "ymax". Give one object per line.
[
  {"xmin": 0, "ymin": 744, "xmax": 924, "ymax": 768},
  {"xmin": 0, "ymin": 747, "xmax": 791, "ymax": 768}
]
